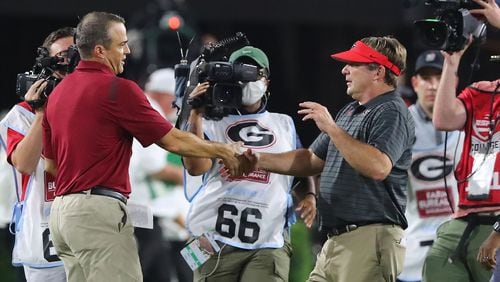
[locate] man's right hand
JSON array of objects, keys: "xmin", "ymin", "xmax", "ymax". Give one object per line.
[
  {"xmin": 477, "ymin": 230, "xmax": 500, "ymax": 270},
  {"xmin": 219, "ymin": 142, "xmax": 253, "ymax": 177},
  {"xmin": 189, "ymin": 82, "xmax": 210, "ymax": 100},
  {"xmin": 25, "ymin": 79, "xmax": 47, "ymax": 101},
  {"xmin": 471, "ymin": 0, "xmax": 500, "ymax": 29},
  {"xmin": 441, "ymin": 36, "xmax": 471, "ymax": 69},
  {"xmin": 25, "ymin": 79, "xmax": 48, "ymax": 112},
  {"xmin": 243, "ymin": 148, "xmax": 259, "ymax": 171}
]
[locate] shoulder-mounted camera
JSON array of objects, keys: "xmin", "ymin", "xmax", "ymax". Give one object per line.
[
  {"xmin": 414, "ymin": 0, "xmax": 487, "ymax": 51},
  {"xmin": 185, "ymin": 32, "xmax": 260, "ymax": 120},
  {"xmin": 16, "ymin": 45, "xmax": 80, "ymax": 109}
]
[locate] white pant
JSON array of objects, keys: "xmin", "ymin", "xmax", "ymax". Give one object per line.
[{"xmin": 24, "ymin": 265, "xmax": 66, "ymax": 282}]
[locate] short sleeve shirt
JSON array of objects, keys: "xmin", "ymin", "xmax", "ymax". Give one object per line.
[
  {"xmin": 43, "ymin": 61, "xmax": 172, "ymax": 196},
  {"xmin": 310, "ymin": 91, "xmax": 415, "ymax": 228}
]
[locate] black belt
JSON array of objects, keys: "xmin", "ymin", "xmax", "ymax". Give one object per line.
[
  {"xmin": 77, "ymin": 186, "xmax": 127, "ymax": 204},
  {"xmin": 457, "ymin": 213, "xmax": 497, "ymax": 225},
  {"xmin": 324, "ymin": 224, "xmax": 361, "ymax": 236}
]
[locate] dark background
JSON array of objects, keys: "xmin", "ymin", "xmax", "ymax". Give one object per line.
[{"xmin": 1, "ymin": 0, "xmax": 499, "ymax": 146}]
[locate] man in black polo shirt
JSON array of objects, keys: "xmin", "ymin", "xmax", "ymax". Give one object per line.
[{"xmin": 245, "ymin": 36, "xmax": 415, "ymax": 282}]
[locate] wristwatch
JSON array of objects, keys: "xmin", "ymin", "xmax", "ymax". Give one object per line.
[{"xmin": 493, "ymin": 221, "xmax": 500, "ymax": 233}]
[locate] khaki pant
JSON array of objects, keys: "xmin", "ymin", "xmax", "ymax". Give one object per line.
[
  {"xmin": 308, "ymin": 224, "xmax": 405, "ymax": 282},
  {"xmin": 194, "ymin": 240, "xmax": 292, "ymax": 282},
  {"xmin": 49, "ymin": 194, "xmax": 142, "ymax": 282}
]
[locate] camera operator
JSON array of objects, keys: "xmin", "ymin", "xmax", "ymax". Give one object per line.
[
  {"xmin": 0, "ymin": 27, "xmax": 74, "ymax": 282},
  {"xmin": 397, "ymin": 50, "xmax": 462, "ymax": 282},
  {"xmin": 183, "ymin": 46, "xmax": 317, "ymax": 281},
  {"xmin": 42, "ymin": 12, "xmax": 250, "ymax": 282},
  {"xmin": 422, "ymin": 3, "xmax": 500, "ymax": 280}
]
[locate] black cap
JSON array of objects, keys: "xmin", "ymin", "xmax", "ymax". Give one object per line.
[{"xmin": 414, "ymin": 50, "xmax": 444, "ymax": 74}]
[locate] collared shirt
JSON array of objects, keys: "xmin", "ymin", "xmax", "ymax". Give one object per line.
[
  {"xmin": 43, "ymin": 60, "xmax": 172, "ymax": 196},
  {"xmin": 310, "ymin": 91, "xmax": 415, "ymax": 229}
]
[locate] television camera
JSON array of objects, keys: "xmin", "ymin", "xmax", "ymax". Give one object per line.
[
  {"xmin": 16, "ymin": 45, "xmax": 80, "ymax": 109},
  {"xmin": 175, "ymin": 32, "xmax": 261, "ymax": 122},
  {"xmin": 414, "ymin": 0, "xmax": 487, "ymax": 51}
]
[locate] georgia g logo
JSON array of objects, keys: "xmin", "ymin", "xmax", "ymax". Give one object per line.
[
  {"xmin": 226, "ymin": 120, "xmax": 276, "ymax": 147},
  {"xmin": 410, "ymin": 155, "xmax": 453, "ymax": 182}
]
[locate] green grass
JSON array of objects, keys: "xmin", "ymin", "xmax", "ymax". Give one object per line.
[
  {"xmin": 290, "ymin": 221, "xmax": 315, "ymax": 282},
  {"xmin": 0, "ymin": 232, "xmax": 17, "ymax": 282}
]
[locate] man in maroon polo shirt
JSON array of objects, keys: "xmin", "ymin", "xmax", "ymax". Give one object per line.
[{"xmin": 42, "ymin": 11, "xmax": 248, "ymax": 282}]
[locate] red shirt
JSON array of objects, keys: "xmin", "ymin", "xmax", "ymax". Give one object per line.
[
  {"xmin": 455, "ymin": 80, "xmax": 500, "ymax": 211},
  {"xmin": 42, "ymin": 60, "xmax": 172, "ymax": 196}
]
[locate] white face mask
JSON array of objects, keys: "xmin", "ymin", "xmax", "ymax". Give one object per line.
[{"xmin": 241, "ymin": 79, "xmax": 267, "ymax": 106}]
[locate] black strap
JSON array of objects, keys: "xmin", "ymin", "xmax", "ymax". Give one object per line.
[{"xmin": 448, "ymin": 215, "xmax": 478, "ymax": 282}]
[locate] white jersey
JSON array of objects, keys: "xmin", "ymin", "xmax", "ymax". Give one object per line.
[
  {"xmin": 399, "ymin": 104, "xmax": 462, "ymax": 281},
  {"xmin": 186, "ymin": 111, "xmax": 296, "ymax": 249},
  {"xmin": 0, "ymin": 134, "xmax": 18, "ymax": 227},
  {"xmin": 0, "ymin": 104, "xmax": 62, "ymax": 268}
]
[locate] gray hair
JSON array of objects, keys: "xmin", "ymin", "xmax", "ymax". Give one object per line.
[{"xmin": 75, "ymin": 11, "xmax": 125, "ymax": 59}]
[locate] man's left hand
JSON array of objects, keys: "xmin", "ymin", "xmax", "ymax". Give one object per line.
[
  {"xmin": 298, "ymin": 101, "xmax": 336, "ymax": 134},
  {"xmin": 477, "ymin": 231, "xmax": 500, "ymax": 270},
  {"xmin": 295, "ymin": 194, "xmax": 317, "ymax": 229}
]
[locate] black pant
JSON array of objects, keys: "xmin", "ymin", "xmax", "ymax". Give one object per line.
[
  {"xmin": 0, "ymin": 225, "xmax": 26, "ymax": 282},
  {"xmin": 167, "ymin": 240, "xmax": 193, "ymax": 282},
  {"xmin": 135, "ymin": 217, "xmax": 172, "ymax": 282}
]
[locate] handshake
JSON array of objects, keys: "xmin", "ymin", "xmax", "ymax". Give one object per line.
[{"xmin": 217, "ymin": 142, "xmax": 260, "ymax": 177}]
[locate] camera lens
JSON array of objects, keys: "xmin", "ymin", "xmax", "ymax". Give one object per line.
[
  {"xmin": 424, "ymin": 25, "xmax": 447, "ymax": 47},
  {"xmin": 217, "ymin": 89, "xmax": 232, "ymax": 103},
  {"xmin": 415, "ymin": 20, "xmax": 449, "ymax": 49},
  {"xmin": 211, "ymin": 83, "xmax": 241, "ymax": 107}
]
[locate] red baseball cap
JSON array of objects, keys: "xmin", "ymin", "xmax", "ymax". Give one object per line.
[{"xmin": 330, "ymin": 41, "xmax": 401, "ymax": 76}]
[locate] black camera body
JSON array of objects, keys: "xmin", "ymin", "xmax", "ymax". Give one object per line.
[
  {"xmin": 15, "ymin": 45, "xmax": 80, "ymax": 108},
  {"xmin": 414, "ymin": 0, "xmax": 486, "ymax": 51},
  {"xmin": 190, "ymin": 61, "xmax": 259, "ymax": 119},
  {"xmin": 197, "ymin": 61, "xmax": 258, "ymax": 83},
  {"xmin": 16, "ymin": 72, "xmax": 59, "ymax": 102},
  {"xmin": 186, "ymin": 32, "xmax": 260, "ymax": 120}
]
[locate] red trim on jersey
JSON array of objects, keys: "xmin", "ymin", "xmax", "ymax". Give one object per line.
[{"xmin": 6, "ymin": 128, "xmax": 29, "ymax": 201}]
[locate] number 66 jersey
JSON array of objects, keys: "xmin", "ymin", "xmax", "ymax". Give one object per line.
[{"xmin": 185, "ymin": 111, "xmax": 296, "ymax": 249}]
